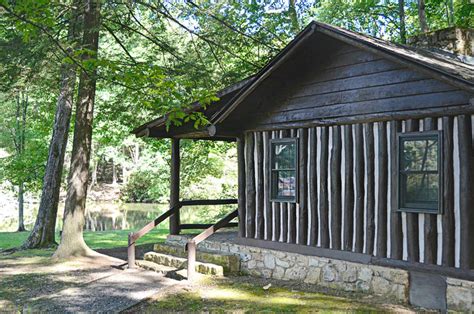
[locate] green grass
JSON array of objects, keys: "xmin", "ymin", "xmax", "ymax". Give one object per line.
[
  {"xmin": 0, "ymin": 226, "xmax": 207, "ymax": 252},
  {"xmin": 0, "ymin": 231, "xmax": 29, "ymax": 250},
  {"xmin": 0, "ymin": 228, "xmax": 170, "ymax": 251},
  {"xmin": 138, "ymin": 279, "xmax": 386, "ymax": 313}
]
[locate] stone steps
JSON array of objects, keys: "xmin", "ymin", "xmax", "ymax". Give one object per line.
[
  {"xmin": 135, "ymin": 260, "xmax": 177, "ymax": 275},
  {"xmin": 143, "ymin": 251, "xmax": 224, "ymax": 276},
  {"xmin": 153, "ymin": 243, "xmax": 240, "ymax": 275}
]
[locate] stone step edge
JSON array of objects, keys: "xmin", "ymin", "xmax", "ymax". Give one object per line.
[
  {"xmin": 153, "ymin": 242, "xmax": 237, "ymax": 256},
  {"xmin": 135, "ymin": 259, "xmax": 176, "ymax": 275},
  {"xmin": 144, "ymin": 252, "xmax": 224, "ymax": 277},
  {"xmin": 153, "ymin": 243, "xmax": 240, "ymax": 274}
]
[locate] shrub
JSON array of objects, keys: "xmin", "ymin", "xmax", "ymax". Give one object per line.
[{"xmin": 120, "ymin": 171, "xmax": 168, "ymax": 203}]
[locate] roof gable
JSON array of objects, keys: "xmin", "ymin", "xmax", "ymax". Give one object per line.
[
  {"xmin": 211, "ymin": 21, "xmax": 474, "ymax": 126},
  {"xmin": 217, "ymin": 37, "xmax": 472, "ymax": 131}
]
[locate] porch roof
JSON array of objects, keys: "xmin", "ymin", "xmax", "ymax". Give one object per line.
[{"xmin": 131, "ymin": 76, "xmax": 253, "ymax": 141}]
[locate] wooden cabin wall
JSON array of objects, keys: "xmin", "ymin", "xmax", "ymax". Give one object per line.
[
  {"xmin": 241, "ymin": 114, "xmax": 474, "ymax": 269},
  {"xmin": 225, "ymin": 41, "xmax": 472, "ymax": 131}
]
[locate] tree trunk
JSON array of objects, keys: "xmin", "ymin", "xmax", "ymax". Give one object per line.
[
  {"xmin": 54, "ymin": 0, "xmax": 101, "ymax": 258},
  {"xmin": 17, "ymin": 183, "xmax": 26, "ymax": 232},
  {"xmin": 15, "ymin": 92, "xmax": 27, "ymax": 232},
  {"xmin": 288, "ymin": 0, "xmax": 299, "ymax": 34},
  {"xmin": 447, "ymin": 0, "xmax": 454, "ymax": 26},
  {"xmin": 418, "ymin": 0, "xmax": 429, "ymax": 33},
  {"xmin": 122, "ymin": 146, "xmax": 128, "ymax": 185},
  {"xmin": 91, "ymin": 158, "xmax": 98, "ymax": 188},
  {"xmin": 22, "ymin": 1, "xmax": 81, "ymax": 249},
  {"xmin": 399, "ymin": 0, "xmax": 407, "ymax": 44},
  {"xmin": 112, "ymin": 158, "xmax": 117, "ymax": 185}
]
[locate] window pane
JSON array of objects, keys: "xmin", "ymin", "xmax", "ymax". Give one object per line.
[
  {"xmin": 402, "ymin": 138, "xmax": 438, "ymax": 171},
  {"xmin": 274, "ymin": 170, "xmax": 296, "ymax": 198},
  {"xmin": 401, "ymin": 173, "xmax": 439, "ymax": 209},
  {"xmin": 272, "ymin": 142, "xmax": 296, "ymax": 170}
]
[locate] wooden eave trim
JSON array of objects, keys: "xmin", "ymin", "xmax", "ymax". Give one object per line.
[{"xmin": 239, "ymin": 104, "xmax": 474, "ymax": 132}]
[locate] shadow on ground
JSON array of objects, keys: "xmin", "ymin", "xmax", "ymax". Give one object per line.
[
  {"xmin": 96, "ymin": 243, "xmax": 154, "ymax": 261},
  {"xmin": 0, "ymin": 249, "xmax": 179, "ymax": 312}
]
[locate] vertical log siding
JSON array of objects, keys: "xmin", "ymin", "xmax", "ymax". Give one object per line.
[{"xmin": 242, "ymin": 114, "xmax": 473, "ymax": 268}]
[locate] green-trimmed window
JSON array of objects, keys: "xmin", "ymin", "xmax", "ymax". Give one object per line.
[
  {"xmin": 398, "ymin": 131, "xmax": 442, "ymax": 213},
  {"xmin": 270, "ymin": 138, "xmax": 298, "ymax": 202}
]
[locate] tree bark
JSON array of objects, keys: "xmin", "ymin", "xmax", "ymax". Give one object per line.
[
  {"xmin": 418, "ymin": 0, "xmax": 429, "ymax": 33},
  {"xmin": 54, "ymin": 0, "xmax": 101, "ymax": 258},
  {"xmin": 288, "ymin": 0, "xmax": 299, "ymax": 34},
  {"xmin": 17, "ymin": 183, "xmax": 26, "ymax": 232},
  {"xmin": 398, "ymin": 0, "xmax": 407, "ymax": 44},
  {"xmin": 16, "ymin": 92, "xmax": 27, "ymax": 232},
  {"xmin": 22, "ymin": 1, "xmax": 81, "ymax": 249}
]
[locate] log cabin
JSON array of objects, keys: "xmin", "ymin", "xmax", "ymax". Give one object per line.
[{"xmin": 130, "ymin": 22, "xmax": 474, "ymax": 311}]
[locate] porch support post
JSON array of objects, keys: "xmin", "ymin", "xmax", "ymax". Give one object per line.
[
  {"xmin": 237, "ymin": 136, "xmax": 246, "ymax": 238},
  {"xmin": 170, "ymin": 138, "xmax": 180, "ymax": 235}
]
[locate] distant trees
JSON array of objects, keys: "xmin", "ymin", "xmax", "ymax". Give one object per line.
[
  {"xmin": 0, "ymin": 92, "xmax": 29, "ymax": 232},
  {"xmin": 0, "ymin": 15, "xmax": 55, "ymax": 235},
  {"xmin": 311, "ymin": 0, "xmax": 472, "ymax": 43}
]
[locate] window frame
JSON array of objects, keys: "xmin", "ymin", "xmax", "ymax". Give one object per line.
[
  {"xmin": 396, "ymin": 130, "xmax": 443, "ymax": 214},
  {"xmin": 269, "ymin": 137, "xmax": 299, "ymax": 203}
]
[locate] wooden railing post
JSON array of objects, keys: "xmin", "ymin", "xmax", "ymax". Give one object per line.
[
  {"xmin": 128, "ymin": 232, "xmax": 135, "ymax": 269},
  {"xmin": 170, "ymin": 138, "xmax": 181, "ymax": 235},
  {"xmin": 185, "ymin": 209, "xmax": 238, "ymax": 280},
  {"xmin": 187, "ymin": 240, "xmax": 196, "ymax": 281}
]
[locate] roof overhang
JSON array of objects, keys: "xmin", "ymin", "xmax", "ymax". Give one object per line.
[{"xmin": 131, "ymin": 76, "xmax": 254, "ymax": 139}]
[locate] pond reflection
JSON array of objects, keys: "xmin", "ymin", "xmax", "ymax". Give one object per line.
[
  {"xmin": 0, "ymin": 202, "xmax": 235, "ymax": 232},
  {"xmin": 83, "ymin": 203, "xmax": 164, "ymax": 231}
]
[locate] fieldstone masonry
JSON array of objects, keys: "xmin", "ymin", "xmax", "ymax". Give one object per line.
[
  {"xmin": 407, "ymin": 27, "xmax": 473, "ymax": 57},
  {"xmin": 447, "ymin": 278, "xmax": 474, "ymax": 311},
  {"xmin": 166, "ymin": 235, "xmax": 408, "ymax": 303}
]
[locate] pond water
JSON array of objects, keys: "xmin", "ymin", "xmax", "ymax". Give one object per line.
[{"xmin": 0, "ymin": 202, "xmax": 234, "ymax": 232}]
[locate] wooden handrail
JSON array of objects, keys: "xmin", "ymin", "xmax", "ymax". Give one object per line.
[
  {"xmin": 186, "ymin": 209, "xmax": 238, "ymax": 280},
  {"xmin": 180, "ymin": 198, "xmax": 238, "ymax": 206},
  {"xmin": 180, "ymin": 222, "xmax": 238, "ymax": 230},
  {"xmin": 127, "ymin": 204, "xmax": 181, "ymax": 268},
  {"xmin": 127, "ymin": 200, "xmax": 238, "ymax": 270}
]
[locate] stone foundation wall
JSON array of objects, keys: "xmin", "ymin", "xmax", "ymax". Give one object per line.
[
  {"xmin": 167, "ymin": 235, "xmax": 474, "ymax": 311},
  {"xmin": 167, "ymin": 235, "xmax": 408, "ymax": 303},
  {"xmin": 447, "ymin": 278, "xmax": 474, "ymax": 311}
]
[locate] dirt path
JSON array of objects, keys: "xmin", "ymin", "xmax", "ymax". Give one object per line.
[
  {"xmin": 0, "ymin": 251, "xmax": 182, "ymax": 312},
  {"xmin": 96, "ymin": 243, "xmax": 154, "ymax": 261}
]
